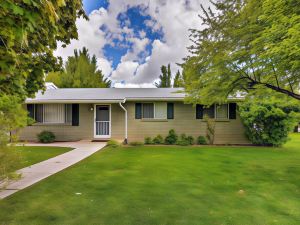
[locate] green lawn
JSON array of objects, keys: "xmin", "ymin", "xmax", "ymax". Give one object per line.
[
  {"xmin": 0, "ymin": 135, "xmax": 300, "ymax": 225},
  {"xmin": 13, "ymin": 146, "xmax": 72, "ymax": 170}
]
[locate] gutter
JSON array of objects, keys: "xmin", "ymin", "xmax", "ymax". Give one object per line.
[{"xmin": 119, "ymin": 98, "xmax": 128, "ymax": 144}]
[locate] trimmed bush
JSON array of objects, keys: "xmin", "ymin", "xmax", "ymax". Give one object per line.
[
  {"xmin": 153, "ymin": 135, "xmax": 164, "ymax": 144},
  {"xmin": 107, "ymin": 139, "xmax": 120, "ymax": 148},
  {"xmin": 129, "ymin": 141, "xmax": 144, "ymax": 146},
  {"xmin": 144, "ymin": 137, "xmax": 153, "ymax": 144},
  {"xmin": 176, "ymin": 139, "xmax": 190, "ymax": 146},
  {"xmin": 239, "ymin": 98, "xmax": 300, "ymax": 146},
  {"xmin": 37, "ymin": 131, "xmax": 55, "ymax": 143},
  {"xmin": 164, "ymin": 129, "xmax": 178, "ymax": 145},
  {"xmin": 197, "ymin": 136, "xmax": 207, "ymax": 145},
  {"xmin": 187, "ymin": 136, "xmax": 195, "ymax": 145},
  {"xmin": 176, "ymin": 134, "xmax": 191, "ymax": 146}
]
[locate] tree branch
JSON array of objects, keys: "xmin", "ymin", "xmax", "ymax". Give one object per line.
[{"xmin": 251, "ymin": 80, "xmax": 300, "ymax": 100}]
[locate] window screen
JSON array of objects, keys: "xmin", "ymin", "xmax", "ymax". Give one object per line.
[
  {"xmin": 43, "ymin": 104, "xmax": 65, "ymax": 123},
  {"xmin": 155, "ymin": 102, "xmax": 167, "ymax": 119},
  {"xmin": 142, "ymin": 103, "xmax": 154, "ymax": 118},
  {"xmin": 35, "ymin": 104, "xmax": 44, "ymax": 123},
  {"xmin": 65, "ymin": 104, "xmax": 72, "ymax": 123},
  {"xmin": 216, "ymin": 104, "xmax": 228, "ymax": 119}
]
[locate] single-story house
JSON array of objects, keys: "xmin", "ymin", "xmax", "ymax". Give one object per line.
[{"xmin": 19, "ymin": 87, "xmax": 250, "ymax": 144}]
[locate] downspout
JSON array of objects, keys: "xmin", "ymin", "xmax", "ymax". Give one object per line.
[{"xmin": 119, "ymin": 98, "xmax": 128, "ymax": 144}]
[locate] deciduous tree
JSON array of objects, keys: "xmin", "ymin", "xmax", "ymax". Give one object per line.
[
  {"xmin": 0, "ymin": 0, "xmax": 86, "ymax": 98},
  {"xmin": 183, "ymin": 0, "xmax": 300, "ymax": 105}
]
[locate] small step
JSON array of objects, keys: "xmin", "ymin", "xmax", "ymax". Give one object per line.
[{"xmin": 92, "ymin": 139, "xmax": 110, "ymax": 142}]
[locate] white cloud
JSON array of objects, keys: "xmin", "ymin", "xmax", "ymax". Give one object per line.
[
  {"xmin": 97, "ymin": 58, "xmax": 113, "ymax": 77},
  {"xmin": 121, "ymin": 37, "xmax": 150, "ymax": 63},
  {"xmin": 111, "ymin": 61, "xmax": 139, "ymax": 80},
  {"xmin": 114, "ymin": 82, "xmax": 156, "ymax": 88},
  {"xmin": 55, "ymin": 0, "xmax": 211, "ymax": 87}
]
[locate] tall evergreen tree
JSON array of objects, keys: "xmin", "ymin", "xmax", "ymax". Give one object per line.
[
  {"xmin": 46, "ymin": 47, "xmax": 111, "ymax": 88},
  {"xmin": 156, "ymin": 64, "xmax": 172, "ymax": 88},
  {"xmin": 173, "ymin": 70, "xmax": 184, "ymax": 87}
]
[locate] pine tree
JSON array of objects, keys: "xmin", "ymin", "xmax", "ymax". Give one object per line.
[
  {"xmin": 156, "ymin": 64, "xmax": 172, "ymax": 88},
  {"xmin": 173, "ymin": 70, "xmax": 184, "ymax": 87},
  {"xmin": 46, "ymin": 47, "xmax": 111, "ymax": 88}
]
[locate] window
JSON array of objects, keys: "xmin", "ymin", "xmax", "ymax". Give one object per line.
[
  {"xmin": 155, "ymin": 102, "xmax": 167, "ymax": 119},
  {"xmin": 203, "ymin": 105, "xmax": 215, "ymax": 118},
  {"xmin": 142, "ymin": 103, "xmax": 154, "ymax": 118},
  {"xmin": 196, "ymin": 104, "xmax": 230, "ymax": 120},
  {"xmin": 29, "ymin": 104, "xmax": 72, "ymax": 124},
  {"xmin": 196, "ymin": 104, "xmax": 215, "ymax": 119},
  {"xmin": 216, "ymin": 104, "xmax": 228, "ymax": 119},
  {"xmin": 135, "ymin": 102, "xmax": 171, "ymax": 119}
]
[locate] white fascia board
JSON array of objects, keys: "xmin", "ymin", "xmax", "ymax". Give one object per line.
[
  {"xmin": 125, "ymin": 97, "xmax": 184, "ymax": 101},
  {"xmin": 25, "ymin": 99, "xmax": 123, "ymax": 104}
]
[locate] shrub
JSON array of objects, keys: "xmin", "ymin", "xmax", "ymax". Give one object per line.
[
  {"xmin": 176, "ymin": 134, "xmax": 191, "ymax": 146},
  {"xmin": 164, "ymin": 129, "xmax": 178, "ymax": 145},
  {"xmin": 0, "ymin": 95, "xmax": 27, "ymax": 185},
  {"xmin": 144, "ymin": 137, "xmax": 153, "ymax": 145},
  {"xmin": 37, "ymin": 131, "xmax": 55, "ymax": 143},
  {"xmin": 152, "ymin": 135, "xmax": 164, "ymax": 144},
  {"xmin": 187, "ymin": 136, "xmax": 195, "ymax": 145},
  {"xmin": 204, "ymin": 116, "xmax": 216, "ymax": 144},
  {"xmin": 239, "ymin": 98, "xmax": 300, "ymax": 146},
  {"xmin": 176, "ymin": 139, "xmax": 191, "ymax": 146},
  {"xmin": 107, "ymin": 139, "xmax": 120, "ymax": 148},
  {"xmin": 197, "ymin": 136, "xmax": 207, "ymax": 145},
  {"xmin": 129, "ymin": 141, "xmax": 144, "ymax": 146}
]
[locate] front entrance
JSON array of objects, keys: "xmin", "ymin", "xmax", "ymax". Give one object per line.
[{"xmin": 94, "ymin": 105, "xmax": 111, "ymax": 138}]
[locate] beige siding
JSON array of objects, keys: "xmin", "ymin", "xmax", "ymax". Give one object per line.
[
  {"xmin": 19, "ymin": 102, "xmax": 250, "ymax": 144},
  {"xmin": 19, "ymin": 104, "xmax": 94, "ymax": 141},
  {"xmin": 120, "ymin": 102, "xmax": 249, "ymax": 144}
]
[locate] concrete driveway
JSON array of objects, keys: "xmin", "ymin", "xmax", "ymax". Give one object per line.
[{"xmin": 0, "ymin": 141, "xmax": 106, "ymax": 199}]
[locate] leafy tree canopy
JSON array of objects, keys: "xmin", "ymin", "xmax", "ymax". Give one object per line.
[
  {"xmin": 46, "ymin": 47, "xmax": 111, "ymax": 88},
  {"xmin": 183, "ymin": 0, "xmax": 300, "ymax": 105},
  {"xmin": 0, "ymin": 0, "xmax": 86, "ymax": 99}
]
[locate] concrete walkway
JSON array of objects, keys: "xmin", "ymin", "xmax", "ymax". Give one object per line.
[{"xmin": 0, "ymin": 141, "xmax": 106, "ymax": 199}]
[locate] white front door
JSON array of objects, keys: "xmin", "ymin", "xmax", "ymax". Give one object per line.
[{"xmin": 94, "ymin": 105, "xmax": 111, "ymax": 138}]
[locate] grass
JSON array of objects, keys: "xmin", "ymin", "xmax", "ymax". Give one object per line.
[
  {"xmin": 12, "ymin": 146, "xmax": 72, "ymax": 170},
  {"xmin": 0, "ymin": 135, "xmax": 300, "ymax": 225}
]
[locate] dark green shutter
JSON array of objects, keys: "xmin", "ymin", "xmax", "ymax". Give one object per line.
[
  {"xmin": 229, "ymin": 103, "xmax": 237, "ymax": 119},
  {"xmin": 167, "ymin": 103, "xmax": 174, "ymax": 119},
  {"xmin": 196, "ymin": 104, "xmax": 203, "ymax": 119},
  {"xmin": 27, "ymin": 104, "xmax": 34, "ymax": 119},
  {"xmin": 135, "ymin": 103, "xmax": 142, "ymax": 119},
  {"xmin": 72, "ymin": 104, "xmax": 79, "ymax": 126}
]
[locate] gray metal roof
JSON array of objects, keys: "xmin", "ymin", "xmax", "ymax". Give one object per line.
[{"xmin": 25, "ymin": 88, "xmax": 186, "ymax": 103}]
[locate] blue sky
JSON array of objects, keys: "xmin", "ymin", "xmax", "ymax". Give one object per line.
[
  {"xmin": 83, "ymin": 1, "xmax": 164, "ymax": 69},
  {"xmin": 55, "ymin": 1, "xmax": 205, "ymax": 87}
]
